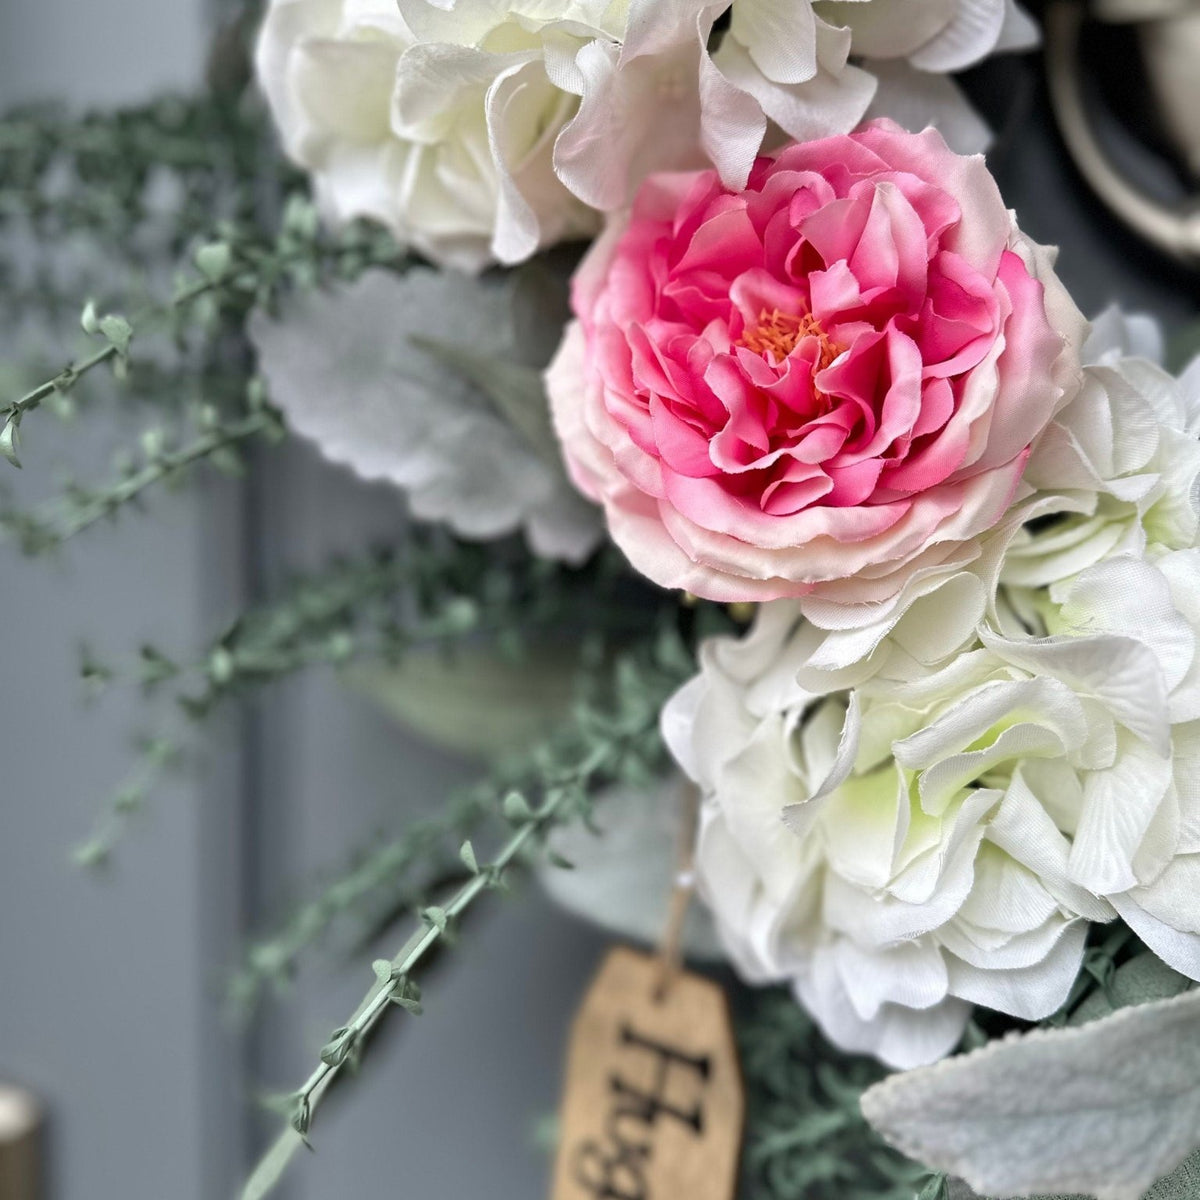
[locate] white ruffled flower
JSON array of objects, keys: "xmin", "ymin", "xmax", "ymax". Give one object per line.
[
  {"xmin": 795, "ymin": 309, "xmax": 1200, "ymax": 686},
  {"xmin": 258, "ymin": 0, "xmax": 1029, "ymax": 269},
  {"xmin": 397, "ymin": 0, "xmax": 1018, "ymax": 214},
  {"xmin": 248, "ymin": 266, "xmax": 602, "ymax": 560},
  {"xmin": 255, "ymin": 0, "xmax": 599, "ymax": 270},
  {"xmin": 664, "ymin": 605, "xmax": 1107, "ymax": 1069},
  {"xmin": 668, "ymin": 541, "xmax": 1200, "ymax": 1066},
  {"xmin": 987, "ymin": 550, "xmax": 1200, "ymax": 982},
  {"xmin": 1003, "ymin": 307, "xmax": 1200, "ymax": 602}
]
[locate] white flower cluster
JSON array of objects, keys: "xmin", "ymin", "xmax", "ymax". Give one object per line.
[
  {"xmin": 663, "ymin": 311, "xmax": 1200, "ymax": 1068},
  {"xmin": 256, "ymin": 0, "xmax": 1031, "ymax": 270}
]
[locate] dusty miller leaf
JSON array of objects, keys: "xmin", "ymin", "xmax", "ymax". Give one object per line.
[
  {"xmin": 861, "ymin": 990, "xmax": 1200, "ymax": 1200},
  {"xmin": 408, "ymin": 334, "xmax": 560, "ymax": 466}
]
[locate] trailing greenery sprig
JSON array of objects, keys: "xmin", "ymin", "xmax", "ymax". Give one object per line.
[
  {"xmin": 0, "ymin": 197, "xmax": 405, "ymax": 463},
  {"xmin": 2, "ymin": 398, "xmax": 282, "ymax": 553},
  {"xmin": 72, "ymin": 736, "xmax": 181, "ymax": 869},
  {"xmin": 229, "ymin": 791, "xmax": 487, "ymax": 1013},
  {"xmin": 0, "ymin": 94, "xmax": 271, "ymax": 252},
  {"xmin": 229, "ymin": 593, "xmax": 694, "ymax": 1008},
  {"xmin": 243, "ymin": 631, "xmax": 687, "ymax": 1198}
]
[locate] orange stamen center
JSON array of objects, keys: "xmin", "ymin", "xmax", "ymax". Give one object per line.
[{"xmin": 739, "ymin": 308, "xmax": 839, "ymax": 370}]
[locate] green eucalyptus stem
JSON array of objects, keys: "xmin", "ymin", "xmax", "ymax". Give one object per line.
[
  {"xmin": 56, "ymin": 410, "xmax": 269, "ymax": 537},
  {"xmin": 0, "ymin": 276, "xmax": 216, "ymax": 457},
  {"xmin": 1, "ymin": 199, "xmax": 406, "ymax": 465},
  {"xmin": 5, "ymin": 407, "xmax": 277, "ymax": 553},
  {"xmin": 286, "ymin": 772, "xmax": 595, "ymax": 1134},
  {"xmin": 242, "ymin": 622, "xmax": 684, "ymax": 1199}
]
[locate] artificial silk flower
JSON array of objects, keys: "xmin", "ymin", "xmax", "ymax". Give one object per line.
[
  {"xmin": 398, "ymin": 0, "xmax": 1015, "ymax": 216},
  {"xmin": 983, "ymin": 549, "xmax": 1200, "ymax": 982},
  {"xmin": 662, "ymin": 604, "xmax": 1108, "ymax": 1069},
  {"xmin": 1001, "ymin": 307, "xmax": 1200, "ymax": 603},
  {"xmin": 255, "ymin": 0, "xmax": 1014, "ymax": 270},
  {"xmin": 255, "ymin": 0, "xmax": 599, "ymax": 270},
  {"xmin": 798, "ymin": 309, "xmax": 1200, "ymax": 682},
  {"xmin": 548, "ymin": 121, "xmax": 1085, "ymax": 610},
  {"xmin": 249, "ymin": 266, "xmax": 602, "ymax": 561}
]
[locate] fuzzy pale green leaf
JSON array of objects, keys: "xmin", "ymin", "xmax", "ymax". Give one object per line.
[{"xmin": 863, "ymin": 990, "xmax": 1200, "ymax": 1200}]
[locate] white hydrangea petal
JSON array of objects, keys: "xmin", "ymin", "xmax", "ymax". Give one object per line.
[
  {"xmin": 292, "ymin": 36, "xmax": 400, "ymax": 144},
  {"xmin": 484, "ymin": 55, "xmax": 556, "ymax": 262},
  {"xmin": 907, "ymin": 0, "xmax": 1009, "ymax": 71},
  {"xmin": 988, "ymin": 769, "xmax": 1115, "ymax": 919},
  {"xmin": 862, "ymin": 60, "xmax": 990, "ymax": 154},
  {"xmin": 554, "ymin": 38, "xmax": 706, "ymax": 210},
  {"xmin": 945, "ymin": 918, "xmax": 1087, "ymax": 1019},
  {"xmin": 1059, "ymin": 557, "xmax": 1196, "ymax": 698},
  {"xmin": 993, "ymin": 0, "xmax": 1040, "ymax": 51},
  {"xmin": 833, "ymin": 937, "xmax": 951, "ymax": 1021},
  {"xmin": 982, "ymin": 627, "xmax": 1172, "ymax": 755},
  {"xmin": 955, "ymin": 846, "xmax": 1059, "ymax": 936},
  {"xmin": 1179, "ymin": 354, "xmax": 1200, "ymax": 431},
  {"xmin": 868, "ymin": 997, "xmax": 973, "ymax": 1069},
  {"xmin": 1070, "ymin": 737, "xmax": 1174, "ymax": 894},
  {"xmin": 713, "ymin": 35, "xmax": 876, "ymax": 147},
  {"xmin": 796, "ymin": 946, "xmax": 971, "ymax": 1068},
  {"xmin": 396, "ymin": 0, "xmax": 508, "ymax": 44},
  {"xmin": 721, "ymin": 718, "xmax": 816, "ymax": 901},
  {"xmin": 1083, "ymin": 304, "xmax": 1165, "ymax": 366},
  {"xmin": 819, "ymin": 768, "xmax": 908, "ymax": 889},
  {"xmin": 819, "ymin": 0, "xmax": 957, "ymax": 61},
  {"xmin": 256, "ymin": 0, "xmax": 346, "ymax": 158},
  {"xmin": 697, "ymin": 33, "xmax": 770, "ymax": 191},
  {"xmin": 729, "ymin": 0, "xmax": 819, "ymax": 85},
  {"xmin": 1111, "ymin": 890, "xmax": 1200, "ymax": 981}
]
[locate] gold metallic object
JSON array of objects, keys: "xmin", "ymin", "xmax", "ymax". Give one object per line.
[
  {"xmin": 1045, "ymin": 0, "xmax": 1200, "ymax": 265},
  {"xmin": 0, "ymin": 1084, "xmax": 41, "ymax": 1200}
]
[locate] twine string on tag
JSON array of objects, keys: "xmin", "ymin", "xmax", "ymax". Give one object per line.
[{"xmin": 653, "ymin": 780, "xmax": 701, "ymax": 1003}]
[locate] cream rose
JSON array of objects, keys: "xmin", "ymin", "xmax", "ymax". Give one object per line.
[
  {"xmin": 256, "ymin": 0, "xmax": 1031, "ymax": 270},
  {"xmin": 255, "ymin": 0, "xmax": 598, "ymax": 270}
]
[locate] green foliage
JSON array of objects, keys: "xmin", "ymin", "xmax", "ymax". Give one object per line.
[
  {"xmin": 228, "ymin": 593, "xmax": 686, "ymax": 1011},
  {"xmin": 737, "ymin": 991, "xmax": 928, "ymax": 1200},
  {"xmin": 0, "ymin": 196, "xmax": 405, "ymax": 463},
  {"xmin": 1, "ymin": 393, "xmax": 281, "ymax": 553},
  {"xmin": 0, "ymin": 94, "xmax": 271, "ymax": 256},
  {"xmin": 244, "ymin": 630, "xmax": 690, "ymax": 1197},
  {"xmin": 71, "ymin": 736, "xmax": 181, "ymax": 869}
]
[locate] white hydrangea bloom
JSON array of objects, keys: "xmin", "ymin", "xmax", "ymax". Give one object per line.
[
  {"xmin": 249, "ymin": 267, "xmax": 602, "ymax": 560},
  {"xmin": 1003, "ymin": 307, "xmax": 1200, "ymax": 604},
  {"xmin": 988, "ymin": 550, "xmax": 1200, "ymax": 982},
  {"xmin": 664, "ymin": 606, "xmax": 1109, "ymax": 1068},
  {"xmin": 257, "ymin": 0, "xmax": 1030, "ymax": 268}
]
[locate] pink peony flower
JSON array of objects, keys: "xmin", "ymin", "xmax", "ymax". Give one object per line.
[{"xmin": 547, "ymin": 120, "xmax": 1084, "ymax": 604}]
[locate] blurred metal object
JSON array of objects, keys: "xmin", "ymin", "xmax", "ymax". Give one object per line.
[
  {"xmin": 1045, "ymin": 0, "xmax": 1200, "ymax": 265},
  {"xmin": 0, "ymin": 1084, "xmax": 41, "ymax": 1200}
]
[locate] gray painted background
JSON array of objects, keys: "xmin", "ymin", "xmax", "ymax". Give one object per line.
[{"xmin": 0, "ymin": 4, "xmax": 1196, "ymax": 1200}]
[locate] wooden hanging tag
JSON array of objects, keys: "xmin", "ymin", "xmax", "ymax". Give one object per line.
[{"xmin": 550, "ymin": 946, "xmax": 744, "ymax": 1200}]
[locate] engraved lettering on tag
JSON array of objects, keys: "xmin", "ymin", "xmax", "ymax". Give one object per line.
[
  {"xmin": 572, "ymin": 1023, "xmax": 711, "ymax": 1199},
  {"xmin": 551, "ymin": 948, "xmax": 744, "ymax": 1200}
]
